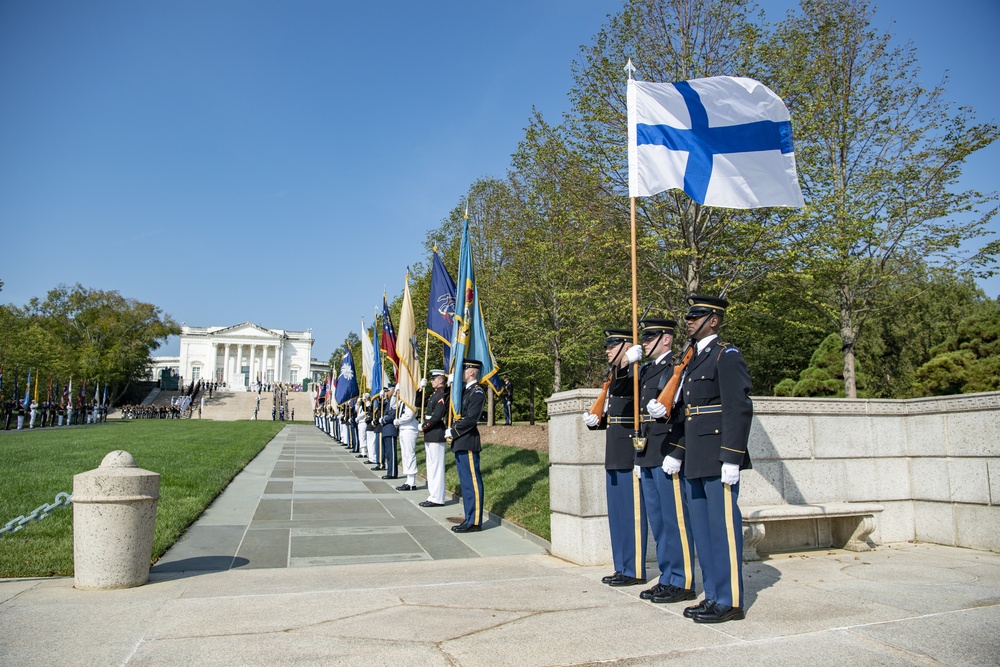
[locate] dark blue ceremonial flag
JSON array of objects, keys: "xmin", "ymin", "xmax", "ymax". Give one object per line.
[
  {"xmin": 427, "ymin": 249, "xmax": 457, "ymax": 368},
  {"xmin": 334, "ymin": 348, "xmax": 359, "ymax": 404}
]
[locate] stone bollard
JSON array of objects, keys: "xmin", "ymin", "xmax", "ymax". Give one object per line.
[{"xmin": 72, "ymin": 450, "xmax": 160, "ymax": 590}]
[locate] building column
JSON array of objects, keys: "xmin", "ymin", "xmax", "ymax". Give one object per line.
[
  {"xmin": 210, "ymin": 343, "xmax": 218, "ymax": 383},
  {"xmin": 236, "ymin": 344, "xmax": 244, "ymax": 388},
  {"xmin": 274, "ymin": 342, "xmax": 280, "ymax": 384},
  {"xmin": 277, "ymin": 341, "xmax": 284, "ymax": 384},
  {"xmin": 249, "ymin": 344, "xmax": 257, "ymax": 385},
  {"xmin": 222, "ymin": 344, "xmax": 230, "ymax": 385}
]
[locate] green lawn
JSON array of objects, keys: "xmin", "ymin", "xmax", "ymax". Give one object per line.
[
  {"xmin": 1, "ymin": 421, "xmax": 552, "ymax": 579},
  {"xmin": 0, "ymin": 420, "xmax": 283, "ymax": 578},
  {"xmin": 416, "ymin": 438, "xmax": 550, "ymax": 541}
]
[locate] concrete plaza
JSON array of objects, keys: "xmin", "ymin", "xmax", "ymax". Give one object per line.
[{"xmin": 1, "ymin": 424, "xmax": 998, "ymax": 666}]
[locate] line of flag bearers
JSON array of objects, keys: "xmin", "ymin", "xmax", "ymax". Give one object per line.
[
  {"xmin": 313, "ymin": 359, "xmax": 486, "ymax": 533},
  {"xmin": 585, "ymin": 295, "xmax": 753, "ymax": 623}
]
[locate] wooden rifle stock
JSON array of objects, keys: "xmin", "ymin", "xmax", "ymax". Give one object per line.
[
  {"xmin": 589, "ymin": 367, "xmax": 613, "ymax": 418},
  {"xmin": 654, "ymin": 344, "xmax": 695, "ymax": 420},
  {"xmin": 589, "ymin": 379, "xmax": 611, "ymax": 418}
]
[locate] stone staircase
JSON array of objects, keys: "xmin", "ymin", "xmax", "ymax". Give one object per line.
[
  {"xmin": 197, "ymin": 390, "xmax": 314, "ymax": 421},
  {"xmin": 110, "ymin": 388, "xmax": 314, "ymax": 421}
]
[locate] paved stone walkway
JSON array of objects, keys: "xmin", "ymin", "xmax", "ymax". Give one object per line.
[
  {"xmin": 2, "ymin": 425, "xmax": 999, "ymax": 666},
  {"xmin": 153, "ymin": 424, "xmax": 546, "ymax": 573}
]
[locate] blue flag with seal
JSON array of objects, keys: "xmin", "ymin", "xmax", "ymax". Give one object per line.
[
  {"xmin": 427, "ymin": 249, "xmax": 457, "ymax": 367},
  {"xmin": 448, "ymin": 218, "xmax": 502, "ymax": 418},
  {"xmin": 334, "ymin": 347, "xmax": 360, "ymax": 404}
]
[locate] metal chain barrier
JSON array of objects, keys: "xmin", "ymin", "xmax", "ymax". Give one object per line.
[{"xmin": 1, "ymin": 492, "xmax": 73, "ymax": 537}]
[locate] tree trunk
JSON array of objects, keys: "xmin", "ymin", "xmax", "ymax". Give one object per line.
[
  {"xmin": 840, "ymin": 308, "xmax": 858, "ymax": 399},
  {"xmin": 487, "ymin": 391, "xmax": 495, "ymax": 426}
]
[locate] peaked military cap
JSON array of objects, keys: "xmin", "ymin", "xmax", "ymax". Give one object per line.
[
  {"xmin": 462, "ymin": 358, "xmax": 483, "ymax": 370},
  {"xmin": 430, "ymin": 368, "xmax": 447, "ymax": 377},
  {"xmin": 639, "ymin": 318, "xmax": 677, "ymax": 339},
  {"xmin": 603, "ymin": 328, "xmax": 632, "ymax": 347},
  {"xmin": 685, "ymin": 295, "xmax": 729, "ymax": 319}
]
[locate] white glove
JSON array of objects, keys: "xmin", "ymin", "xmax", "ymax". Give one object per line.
[
  {"xmin": 445, "ymin": 427, "xmax": 453, "ymax": 439},
  {"xmin": 419, "ymin": 378, "xmax": 427, "ymax": 389},
  {"xmin": 447, "ymin": 373, "xmax": 454, "ymax": 385},
  {"xmin": 633, "ymin": 465, "xmax": 641, "ymax": 479},
  {"xmin": 625, "ymin": 344, "xmax": 643, "ymax": 364},
  {"xmin": 721, "ymin": 462, "xmax": 740, "ymax": 486},
  {"xmin": 661, "ymin": 455, "xmax": 681, "ymax": 475},
  {"xmin": 583, "ymin": 412, "xmax": 600, "ymax": 428},
  {"xmin": 392, "ymin": 418, "xmax": 401, "ymax": 427},
  {"xmin": 646, "ymin": 399, "xmax": 667, "ymax": 419}
]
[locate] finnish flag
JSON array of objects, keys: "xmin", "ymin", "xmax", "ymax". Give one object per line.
[{"xmin": 628, "ymin": 76, "xmax": 804, "ymax": 208}]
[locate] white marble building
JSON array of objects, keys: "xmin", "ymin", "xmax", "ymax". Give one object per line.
[{"xmin": 152, "ymin": 322, "xmax": 314, "ymax": 390}]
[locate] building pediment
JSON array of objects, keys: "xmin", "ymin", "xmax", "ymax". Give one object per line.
[{"xmin": 211, "ymin": 322, "xmax": 283, "ymax": 340}]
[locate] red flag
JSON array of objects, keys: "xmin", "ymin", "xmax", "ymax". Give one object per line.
[{"xmin": 380, "ymin": 294, "xmax": 398, "ymax": 378}]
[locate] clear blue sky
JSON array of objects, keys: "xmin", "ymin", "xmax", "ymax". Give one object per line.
[{"xmin": 2, "ymin": 0, "xmax": 997, "ymax": 362}]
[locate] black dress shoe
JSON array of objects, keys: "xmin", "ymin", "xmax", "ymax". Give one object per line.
[
  {"xmin": 608, "ymin": 574, "xmax": 645, "ymax": 587},
  {"xmin": 692, "ymin": 602, "xmax": 745, "ymax": 623},
  {"xmin": 452, "ymin": 523, "xmax": 482, "ymax": 533},
  {"xmin": 601, "ymin": 571, "xmax": 623, "ymax": 584},
  {"xmin": 418, "ymin": 501, "xmax": 445, "ymax": 507},
  {"xmin": 650, "ymin": 585, "xmax": 697, "ymax": 604},
  {"xmin": 395, "ymin": 483, "xmax": 413, "ymax": 491},
  {"xmin": 683, "ymin": 599, "xmax": 711, "ymax": 618},
  {"xmin": 356, "ymin": 454, "xmax": 366, "ymax": 458},
  {"xmin": 382, "ymin": 474, "xmax": 397, "ymax": 479},
  {"xmin": 640, "ymin": 583, "xmax": 669, "ymax": 600}
]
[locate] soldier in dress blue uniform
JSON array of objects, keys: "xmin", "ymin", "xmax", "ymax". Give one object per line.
[
  {"xmin": 446, "ymin": 359, "xmax": 487, "ymax": 533},
  {"xmin": 674, "ymin": 295, "xmax": 753, "ymax": 623},
  {"xmin": 631, "ymin": 318, "xmax": 697, "ymax": 604},
  {"xmin": 583, "ymin": 328, "xmax": 648, "ymax": 587},
  {"xmin": 370, "ymin": 391, "xmax": 384, "ymax": 470},
  {"xmin": 380, "ymin": 386, "xmax": 399, "ymax": 479}
]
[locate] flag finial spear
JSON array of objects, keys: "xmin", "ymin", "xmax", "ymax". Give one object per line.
[
  {"xmin": 624, "ymin": 58, "xmax": 636, "ymax": 81},
  {"xmin": 464, "ymin": 202, "xmax": 470, "ymax": 219}
]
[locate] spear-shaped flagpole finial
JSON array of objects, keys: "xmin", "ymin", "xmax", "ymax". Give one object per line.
[
  {"xmin": 624, "ymin": 58, "xmax": 636, "ymax": 81},
  {"xmin": 464, "ymin": 201, "xmax": 470, "ymax": 220}
]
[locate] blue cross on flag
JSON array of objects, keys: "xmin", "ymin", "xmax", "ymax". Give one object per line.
[{"xmin": 628, "ymin": 76, "xmax": 804, "ymax": 208}]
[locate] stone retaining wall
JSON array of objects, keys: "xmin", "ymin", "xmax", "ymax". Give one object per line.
[{"xmin": 546, "ymin": 389, "xmax": 1000, "ymax": 565}]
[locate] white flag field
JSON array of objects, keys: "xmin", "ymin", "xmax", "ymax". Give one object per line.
[{"xmin": 627, "ymin": 76, "xmax": 804, "ymax": 209}]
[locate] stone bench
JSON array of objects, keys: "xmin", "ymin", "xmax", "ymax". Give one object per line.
[{"xmin": 741, "ymin": 502, "xmax": 884, "ymax": 561}]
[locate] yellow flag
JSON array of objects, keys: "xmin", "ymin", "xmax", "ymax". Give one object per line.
[{"xmin": 396, "ymin": 275, "xmax": 419, "ymax": 412}]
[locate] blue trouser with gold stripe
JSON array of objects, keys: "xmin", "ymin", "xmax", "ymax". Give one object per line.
[
  {"xmin": 382, "ymin": 435, "xmax": 398, "ymax": 477},
  {"xmin": 606, "ymin": 469, "xmax": 647, "ymax": 579},
  {"xmin": 640, "ymin": 466, "xmax": 695, "ymax": 590},
  {"xmin": 683, "ymin": 474, "xmax": 743, "ymax": 608},
  {"xmin": 454, "ymin": 450, "xmax": 484, "ymax": 527}
]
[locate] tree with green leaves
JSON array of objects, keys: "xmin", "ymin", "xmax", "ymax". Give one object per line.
[
  {"xmin": 566, "ymin": 0, "xmax": 800, "ymax": 322},
  {"xmin": 11, "ymin": 284, "xmax": 179, "ymax": 404},
  {"xmin": 913, "ymin": 300, "xmax": 1000, "ymax": 396},
  {"xmin": 768, "ymin": 0, "xmax": 999, "ymax": 398}
]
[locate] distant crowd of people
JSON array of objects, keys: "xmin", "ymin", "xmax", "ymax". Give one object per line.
[{"xmin": 2, "ymin": 399, "xmax": 107, "ymax": 430}]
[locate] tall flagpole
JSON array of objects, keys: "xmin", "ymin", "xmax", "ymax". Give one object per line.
[{"xmin": 625, "ymin": 59, "xmax": 641, "ymax": 434}]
